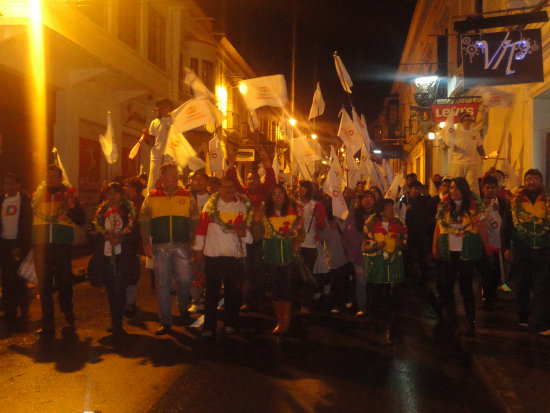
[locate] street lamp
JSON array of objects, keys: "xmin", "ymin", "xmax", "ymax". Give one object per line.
[
  {"xmin": 412, "ymin": 75, "xmax": 439, "ymax": 107},
  {"xmin": 373, "ymin": 149, "xmax": 382, "ymax": 154},
  {"xmin": 428, "ymin": 132, "xmax": 436, "ymax": 140},
  {"xmin": 311, "ymin": 134, "xmax": 317, "ymax": 140},
  {"xmin": 289, "ymin": 118, "xmax": 297, "ymax": 126}
]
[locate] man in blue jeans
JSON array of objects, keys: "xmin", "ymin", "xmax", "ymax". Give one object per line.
[{"xmin": 140, "ymin": 163, "xmax": 199, "ymax": 335}]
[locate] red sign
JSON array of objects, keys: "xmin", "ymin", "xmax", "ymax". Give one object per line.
[{"xmin": 431, "ymin": 103, "xmax": 479, "ymax": 123}]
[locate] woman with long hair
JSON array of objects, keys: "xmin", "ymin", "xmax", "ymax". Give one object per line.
[
  {"xmin": 433, "ymin": 177, "xmax": 488, "ymax": 336},
  {"xmin": 257, "ymin": 184, "xmax": 304, "ymax": 335}
]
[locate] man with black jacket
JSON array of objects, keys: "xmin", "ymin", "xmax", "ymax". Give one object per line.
[{"xmin": 0, "ymin": 173, "xmax": 33, "ymax": 321}]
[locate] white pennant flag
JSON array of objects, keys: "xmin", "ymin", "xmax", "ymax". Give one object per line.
[
  {"xmin": 272, "ymin": 154, "xmax": 281, "ymax": 183},
  {"xmin": 440, "ymin": 110, "xmax": 456, "ymax": 149},
  {"xmin": 52, "ymin": 147, "xmax": 71, "ymax": 186},
  {"xmin": 171, "ymin": 98, "xmax": 225, "ymax": 134},
  {"xmin": 477, "ymin": 86, "xmax": 515, "ymax": 108},
  {"xmin": 208, "ymin": 135, "xmax": 225, "ymax": 175},
  {"xmin": 291, "ymin": 136, "xmax": 322, "ymax": 163},
  {"xmin": 248, "ymin": 110, "xmax": 260, "ymax": 132},
  {"xmin": 352, "ymin": 108, "xmax": 371, "ymax": 151},
  {"xmin": 239, "ymin": 75, "xmax": 288, "ymax": 111},
  {"xmin": 359, "ymin": 148, "xmax": 383, "ymax": 190},
  {"xmin": 308, "ymin": 82, "xmax": 325, "ymax": 120},
  {"xmin": 324, "ymin": 147, "xmax": 348, "ymax": 220},
  {"xmin": 344, "ymin": 147, "xmax": 361, "ymax": 189},
  {"xmin": 338, "ymin": 109, "xmax": 364, "ymax": 155},
  {"xmin": 164, "ymin": 125, "xmax": 197, "ymax": 168},
  {"xmin": 184, "ymin": 68, "xmax": 216, "ymax": 102},
  {"xmin": 99, "ymin": 111, "xmax": 118, "ymax": 165},
  {"xmin": 333, "ymin": 51, "xmax": 353, "ymax": 94},
  {"xmin": 385, "ymin": 172, "xmax": 404, "ymax": 201}
]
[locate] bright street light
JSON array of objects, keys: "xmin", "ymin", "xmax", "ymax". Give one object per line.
[
  {"xmin": 311, "ymin": 134, "xmax": 317, "ymax": 140},
  {"xmin": 289, "ymin": 118, "xmax": 297, "ymax": 126},
  {"xmin": 428, "ymin": 132, "xmax": 435, "ymax": 140},
  {"xmin": 373, "ymin": 149, "xmax": 382, "ymax": 154},
  {"xmin": 439, "ymin": 122, "xmax": 446, "ymax": 128}
]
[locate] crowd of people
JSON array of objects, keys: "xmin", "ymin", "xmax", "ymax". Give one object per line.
[{"xmin": 1, "ymin": 148, "xmax": 550, "ymax": 347}]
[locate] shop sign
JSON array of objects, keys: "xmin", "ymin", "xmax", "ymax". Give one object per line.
[
  {"xmin": 431, "ymin": 103, "xmax": 479, "ymax": 123},
  {"xmin": 461, "ymin": 29, "xmax": 543, "ymax": 87}
]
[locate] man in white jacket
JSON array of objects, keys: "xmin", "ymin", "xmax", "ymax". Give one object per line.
[{"xmin": 193, "ymin": 177, "xmax": 253, "ymax": 338}]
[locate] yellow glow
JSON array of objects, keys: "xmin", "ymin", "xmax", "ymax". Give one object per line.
[
  {"xmin": 238, "ymin": 82, "xmax": 247, "ymax": 96},
  {"xmin": 289, "ymin": 118, "xmax": 297, "ymax": 126},
  {"xmin": 340, "ymin": 147, "xmax": 345, "ymax": 152},
  {"xmin": 216, "ymin": 85, "xmax": 228, "ymax": 128},
  {"xmin": 428, "ymin": 132, "xmax": 436, "ymax": 140},
  {"xmin": 439, "ymin": 122, "xmax": 446, "ymax": 128},
  {"xmin": 28, "ymin": 0, "xmax": 47, "ymax": 184},
  {"xmin": 311, "ymin": 134, "xmax": 317, "ymax": 140}
]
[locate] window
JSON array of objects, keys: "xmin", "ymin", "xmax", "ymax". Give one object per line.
[
  {"xmin": 148, "ymin": 6, "xmax": 166, "ymax": 70},
  {"xmin": 78, "ymin": 0, "xmax": 106, "ymax": 26},
  {"xmin": 201, "ymin": 60, "xmax": 215, "ymax": 93},
  {"xmin": 118, "ymin": 0, "xmax": 140, "ymax": 50}
]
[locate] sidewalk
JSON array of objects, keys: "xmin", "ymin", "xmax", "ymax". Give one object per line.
[{"xmin": 464, "ymin": 285, "xmax": 550, "ymax": 413}]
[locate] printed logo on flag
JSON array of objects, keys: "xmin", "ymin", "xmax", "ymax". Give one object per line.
[
  {"xmin": 332, "ymin": 189, "xmax": 340, "ymax": 197},
  {"xmin": 256, "ymin": 86, "xmax": 273, "ymax": 100},
  {"xmin": 4, "ymin": 205, "xmax": 18, "ymax": 216}
]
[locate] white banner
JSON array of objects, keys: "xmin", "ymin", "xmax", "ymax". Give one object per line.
[{"xmin": 239, "ymin": 74, "xmax": 288, "ymax": 110}]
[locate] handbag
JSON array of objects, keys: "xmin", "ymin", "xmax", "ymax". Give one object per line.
[{"xmin": 17, "ymin": 251, "xmax": 37, "ymax": 284}]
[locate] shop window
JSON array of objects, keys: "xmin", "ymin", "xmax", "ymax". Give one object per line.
[
  {"xmin": 148, "ymin": 6, "xmax": 166, "ymax": 70},
  {"xmin": 78, "ymin": 0, "xmax": 106, "ymax": 26}
]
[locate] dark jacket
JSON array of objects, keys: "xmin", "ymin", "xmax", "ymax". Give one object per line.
[{"xmin": 0, "ymin": 191, "xmax": 33, "ymax": 254}]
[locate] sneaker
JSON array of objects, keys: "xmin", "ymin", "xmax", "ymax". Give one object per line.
[
  {"xmin": 201, "ymin": 329, "xmax": 214, "ymax": 339},
  {"xmin": 355, "ymin": 310, "xmax": 366, "ymax": 318},
  {"xmin": 538, "ymin": 328, "xmax": 550, "ymax": 336},
  {"xmin": 223, "ymin": 326, "xmax": 236, "ymax": 335},
  {"xmin": 188, "ymin": 304, "xmax": 200, "ymax": 314},
  {"xmin": 330, "ymin": 307, "xmax": 341, "ymax": 315},
  {"xmin": 155, "ymin": 324, "xmax": 172, "ymax": 335}
]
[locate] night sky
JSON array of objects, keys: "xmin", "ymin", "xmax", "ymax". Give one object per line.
[{"xmin": 200, "ymin": 0, "xmax": 417, "ymax": 123}]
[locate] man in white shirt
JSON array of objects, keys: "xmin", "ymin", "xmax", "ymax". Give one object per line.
[
  {"xmin": 141, "ymin": 98, "xmax": 175, "ymax": 192},
  {"xmin": 445, "ymin": 113, "xmax": 486, "ymax": 192},
  {"xmin": 0, "ymin": 173, "xmax": 32, "ymax": 320},
  {"xmin": 193, "ymin": 176, "xmax": 253, "ymax": 338}
]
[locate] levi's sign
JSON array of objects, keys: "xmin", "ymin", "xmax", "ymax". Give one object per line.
[
  {"xmin": 431, "ymin": 103, "xmax": 479, "ymax": 123},
  {"xmin": 461, "ymin": 29, "xmax": 543, "ymax": 87}
]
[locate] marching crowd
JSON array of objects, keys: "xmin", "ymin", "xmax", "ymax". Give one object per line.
[{"xmin": 1, "ymin": 149, "xmax": 550, "ymax": 347}]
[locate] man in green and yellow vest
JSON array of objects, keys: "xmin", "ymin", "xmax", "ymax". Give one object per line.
[
  {"xmin": 503, "ymin": 169, "xmax": 550, "ymax": 336},
  {"xmin": 140, "ymin": 163, "xmax": 199, "ymax": 335},
  {"xmin": 33, "ymin": 165, "xmax": 85, "ymax": 336}
]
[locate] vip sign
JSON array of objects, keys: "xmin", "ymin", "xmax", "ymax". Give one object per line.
[
  {"xmin": 431, "ymin": 103, "xmax": 479, "ymax": 123},
  {"xmin": 461, "ymin": 29, "xmax": 543, "ymax": 87}
]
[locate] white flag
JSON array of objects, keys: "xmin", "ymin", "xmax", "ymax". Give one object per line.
[
  {"xmin": 501, "ymin": 160, "xmax": 520, "ymax": 191},
  {"xmin": 477, "ymin": 86, "xmax": 515, "ymax": 108},
  {"xmin": 333, "ymin": 51, "xmax": 353, "ymax": 94},
  {"xmin": 359, "ymin": 148, "xmax": 383, "ymax": 190},
  {"xmin": 239, "ymin": 75, "xmax": 288, "ymax": 111},
  {"xmin": 248, "ymin": 110, "xmax": 259, "ymax": 132},
  {"xmin": 344, "ymin": 148, "xmax": 361, "ymax": 189},
  {"xmin": 338, "ymin": 109, "xmax": 364, "ymax": 155},
  {"xmin": 308, "ymin": 82, "xmax": 325, "ymax": 120},
  {"xmin": 291, "ymin": 136, "xmax": 322, "ymax": 163},
  {"xmin": 99, "ymin": 111, "xmax": 118, "ymax": 165},
  {"xmin": 208, "ymin": 135, "xmax": 225, "ymax": 175},
  {"xmin": 171, "ymin": 98, "xmax": 225, "ymax": 133},
  {"xmin": 188, "ymin": 156, "xmax": 207, "ymax": 172},
  {"xmin": 384, "ymin": 159, "xmax": 393, "ymax": 187},
  {"xmin": 352, "ymin": 108, "xmax": 371, "ymax": 151},
  {"xmin": 164, "ymin": 125, "xmax": 197, "ymax": 168},
  {"xmin": 272, "ymin": 154, "xmax": 281, "ymax": 183},
  {"xmin": 52, "ymin": 147, "xmax": 71, "ymax": 186},
  {"xmin": 184, "ymin": 68, "xmax": 216, "ymax": 102},
  {"xmin": 324, "ymin": 147, "xmax": 348, "ymax": 220},
  {"xmin": 440, "ymin": 110, "xmax": 456, "ymax": 149},
  {"xmin": 385, "ymin": 172, "xmax": 404, "ymax": 201},
  {"xmin": 429, "ymin": 178, "xmax": 438, "ymax": 197}
]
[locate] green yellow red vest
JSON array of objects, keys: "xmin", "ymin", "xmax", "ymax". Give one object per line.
[
  {"xmin": 32, "ymin": 186, "xmax": 77, "ymax": 245},
  {"xmin": 148, "ymin": 187, "xmax": 194, "ymax": 244}
]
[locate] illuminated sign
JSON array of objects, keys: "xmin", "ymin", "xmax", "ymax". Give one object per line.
[
  {"xmin": 431, "ymin": 103, "xmax": 479, "ymax": 123},
  {"xmin": 461, "ymin": 29, "xmax": 543, "ymax": 87}
]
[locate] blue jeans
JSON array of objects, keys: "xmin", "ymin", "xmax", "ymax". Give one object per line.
[{"xmin": 153, "ymin": 242, "xmax": 192, "ymax": 325}]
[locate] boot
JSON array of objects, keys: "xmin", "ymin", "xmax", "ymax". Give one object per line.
[
  {"xmin": 272, "ymin": 301, "xmax": 283, "ymax": 334},
  {"xmin": 279, "ymin": 301, "xmax": 292, "ymax": 334}
]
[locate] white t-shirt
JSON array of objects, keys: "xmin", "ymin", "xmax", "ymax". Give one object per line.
[
  {"xmin": 149, "ymin": 116, "xmax": 173, "ymax": 162},
  {"xmin": 1, "ymin": 193, "xmax": 21, "ymax": 240},
  {"xmin": 450, "ymin": 125, "xmax": 483, "ymax": 165},
  {"xmin": 448, "ymin": 200, "xmax": 463, "ymax": 252},
  {"xmin": 195, "ymin": 192, "xmax": 210, "ymax": 213},
  {"xmin": 301, "ymin": 200, "xmax": 319, "ymax": 248},
  {"xmin": 483, "ymin": 198, "xmax": 502, "ymax": 250},
  {"xmin": 104, "ymin": 208, "xmax": 123, "ymax": 256}
]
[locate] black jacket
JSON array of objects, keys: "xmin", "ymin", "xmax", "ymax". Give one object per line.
[{"xmin": 0, "ymin": 191, "xmax": 33, "ymax": 254}]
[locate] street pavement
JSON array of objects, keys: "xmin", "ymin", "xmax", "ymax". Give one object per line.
[{"xmin": 0, "ymin": 256, "xmax": 502, "ymax": 413}]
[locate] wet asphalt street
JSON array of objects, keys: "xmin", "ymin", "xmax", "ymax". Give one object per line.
[{"xmin": 0, "ymin": 259, "xmax": 498, "ymax": 413}]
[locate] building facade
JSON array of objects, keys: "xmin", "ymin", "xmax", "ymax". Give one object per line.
[{"xmin": 382, "ymin": 0, "xmax": 550, "ymax": 187}]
